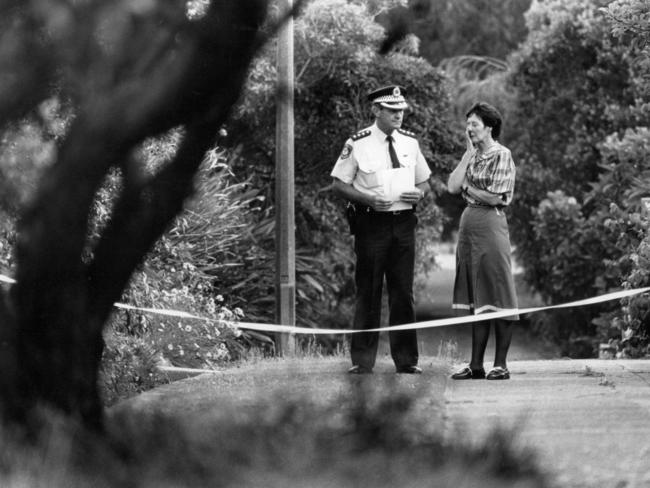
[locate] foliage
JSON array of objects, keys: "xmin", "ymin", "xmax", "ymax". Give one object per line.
[
  {"xmin": 507, "ymin": 0, "xmax": 635, "ymax": 203},
  {"xmin": 496, "ymin": 0, "xmax": 650, "ymax": 355},
  {"xmin": 0, "ymin": 0, "xmax": 271, "ymax": 429},
  {"xmin": 405, "ymin": 0, "xmax": 532, "ymax": 65},
  {"xmin": 0, "ymin": 113, "xmax": 272, "ymax": 403},
  {"xmin": 0, "ymin": 99, "xmax": 70, "ymax": 213},
  {"xmin": 523, "ymin": 191, "xmax": 630, "ymax": 357},
  {"xmin": 100, "ymin": 332, "xmax": 166, "ymax": 407},
  {"xmin": 0, "ymin": 382, "xmax": 551, "ymax": 488},
  {"xmin": 97, "ymin": 136, "xmax": 275, "ymax": 402},
  {"xmin": 604, "ymin": 0, "xmax": 650, "ymax": 99},
  {"xmin": 234, "ymin": 0, "xmax": 459, "ymax": 186},
  {"xmin": 227, "ymin": 0, "xmax": 462, "ymax": 336},
  {"xmin": 590, "ymin": 127, "xmax": 650, "ymax": 357},
  {"xmin": 438, "ymin": 57, "xmax": 514, "ymax": 123}
]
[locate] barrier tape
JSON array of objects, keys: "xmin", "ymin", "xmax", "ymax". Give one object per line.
[
  {"xmin": 2, "ymin": 272, "xmax": 649, "ymax": 335},
  {"xmin": 233, "ymin": 287, "xmax": 650, "ymax": 335},
  {"xmin": 0, "ymin": 274, "xmax": 15, "ymax": 284}
]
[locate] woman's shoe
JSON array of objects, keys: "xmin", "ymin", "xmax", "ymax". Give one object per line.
[
  {"xmin": 451, "ymin": 366, "xmax": 486, "ymax": 380},
  {"xmin": 486, "ymin": 366, "xmax": 510, "ymax": 380}
]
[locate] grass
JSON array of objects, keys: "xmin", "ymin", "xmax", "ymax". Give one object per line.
[{"xmin": 1, "ymin": 356, "xmax": 552, "ymax": 488}]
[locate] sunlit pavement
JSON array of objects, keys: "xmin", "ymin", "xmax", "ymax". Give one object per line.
[
  {"xmin": 115, "ymin": 357, "xmax": 650, "ymax": 488},
  {"xmin": 444, "ymin": 359, "xmax": 650, "ymax": 488}
]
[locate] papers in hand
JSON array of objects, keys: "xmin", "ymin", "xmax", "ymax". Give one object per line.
[{"xmin": 382, "ymin": 167, "xmax": 415, "ymax": 211}]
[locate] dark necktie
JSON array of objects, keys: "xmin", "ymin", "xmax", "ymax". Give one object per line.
[{"xmin": 386, "ymin": 135, "xmax": 401, "ymax": 168}]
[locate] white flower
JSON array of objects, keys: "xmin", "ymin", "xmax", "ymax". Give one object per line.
[{"xmin": 623, "ymin": 327, "xmax": 634, "ymax": 341}]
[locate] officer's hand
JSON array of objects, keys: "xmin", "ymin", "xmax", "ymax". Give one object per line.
[
  {"xmin": 399, "ymin": 190, "xmax": 424, "ymax": 204},
  {"xmin": 369, "ymin": 195, "xmax": 393, "ymax": 211}
]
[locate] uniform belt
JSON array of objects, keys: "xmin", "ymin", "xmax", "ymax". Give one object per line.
[
  {"xmin": 356, "ymin": 205, "xmax": 415, "ymax": 216},
  {"xmin": 467, "ymin": 202, "xmax": 506, "ymax": 210}
]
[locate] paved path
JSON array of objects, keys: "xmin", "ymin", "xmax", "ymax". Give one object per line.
[
  {"xmin": 114, "ymin": 357, "xmax": 650, "ymax": 487},
  {"xmin": 445, "ymin": 359, "xmax": 650, "ymax": 488}
]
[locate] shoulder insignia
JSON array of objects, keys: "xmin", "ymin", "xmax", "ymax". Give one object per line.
[
  {"xmin": 351, "ymin": 129, "xmax": 371, "ymax": 141},
  {"xmin": 397, "ymin": 128, "xmax": 417, "ymax": 139},
  {"xmin": 339, "ymin": 143, "xmax": 352, "ymax": 160}
]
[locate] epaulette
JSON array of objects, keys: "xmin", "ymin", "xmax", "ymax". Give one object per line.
[
  {"xmin": 397, "ymin": 128, "xmax": 417, "ymax": 138},
  {"xmin": 351, "ymin": 129, "xmax": 371, "ymax": 141}
]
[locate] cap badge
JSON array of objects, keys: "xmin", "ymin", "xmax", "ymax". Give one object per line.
[{"xmin": 393, "ymin": 87, "xmax": 401, "ymax": 97}]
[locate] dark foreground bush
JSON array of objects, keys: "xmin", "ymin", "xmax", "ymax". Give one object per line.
[{"xmin": 0, "ymin": 383, "xmax": 550, "ymax": 488}]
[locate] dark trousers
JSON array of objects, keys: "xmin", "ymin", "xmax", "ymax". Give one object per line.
[{"xmin": 350, "ymin": 210, "xmax": 418, "ymax": 369}]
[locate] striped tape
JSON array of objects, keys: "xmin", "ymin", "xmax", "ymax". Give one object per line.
[{"xmin": 2, "ymin": 272, "xmax": 649, "ymax": 335}]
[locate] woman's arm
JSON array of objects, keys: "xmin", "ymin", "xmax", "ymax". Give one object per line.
[{"xmin": 465, "ymin": 184, "xmax": 508, "ymax": 206}]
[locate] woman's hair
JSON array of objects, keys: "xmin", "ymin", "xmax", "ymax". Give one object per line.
[{"xmin": 466, "ymin": 102, "xmax": 503, "ymax": 140}]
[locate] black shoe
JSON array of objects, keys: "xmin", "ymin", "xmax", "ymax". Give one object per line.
[
  {"xmin": 451, "ymin": 366, "xmax": 486, "ymax": 380},
  {"xmin": 486, "ymin": 367, "xmax": 510, "ymax": 380},
  {"xmin": 396, "ymin": 365, "xmax": 422, "ymax": 374},
  {"xmin": 348, "ymin": 365, "xmax": 373, "ymax": 374}
]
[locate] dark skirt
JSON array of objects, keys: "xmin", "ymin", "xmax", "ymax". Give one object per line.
[{"xmin": 452, "ymin": 205, "xmax": 519, "ymax": 320}]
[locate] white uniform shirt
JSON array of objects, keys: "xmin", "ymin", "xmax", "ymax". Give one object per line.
[{"xmin": 330, "ymin": 123, "xmax": 431, "ymax": 211}]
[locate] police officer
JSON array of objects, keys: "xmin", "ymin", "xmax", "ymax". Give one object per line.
[{"xmin": 330, "ymin": 85, "xmax": 431, "ymax": 374}]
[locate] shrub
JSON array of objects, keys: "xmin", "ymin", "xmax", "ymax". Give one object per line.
[
  {"xmin": 499, "ymin": 0, "xmax": 650, "ymax": 354},
  {"xmin": 590, "ymin": 127, "xmax": 650, "ymax": 357},
  {"xmin": 100, "ymin": 135, "xmax": 279, "ymax": 403},
  {"xmin": 100, "ymin": 332, "xmax": 166, "ymax": 407}
]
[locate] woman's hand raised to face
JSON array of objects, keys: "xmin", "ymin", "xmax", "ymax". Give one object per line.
[{"xmin": 465, "ymin": 128, "xmax": 474, "ymax": 152}]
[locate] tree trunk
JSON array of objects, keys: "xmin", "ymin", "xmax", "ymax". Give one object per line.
[{"xmin": 0, "ymin": 0, "xmax": 271, "ymax": 432}]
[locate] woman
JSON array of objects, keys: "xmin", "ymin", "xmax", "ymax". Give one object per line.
[{"xmin": 447, "ymin": 102, "xmax": 518, "ymax": 381}]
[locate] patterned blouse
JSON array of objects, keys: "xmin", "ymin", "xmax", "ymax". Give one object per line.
[{"xmin": 462, "ymin": 142, "xmax": 516, "ymax": 206}]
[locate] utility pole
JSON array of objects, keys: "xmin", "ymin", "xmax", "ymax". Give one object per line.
[{"xmin": 275, "ymin": 0, "xmax": 296, "ymax": 355}]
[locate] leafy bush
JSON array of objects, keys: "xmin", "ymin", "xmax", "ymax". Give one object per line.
[
  {"xmin": 521, "ymin": 129, "xmax": 650, "ymax": 357},
  {"xmin": 234, "ymin": 0, "xmax": 459, "ymax": 186},
  {"xmin": 100, "ymin": 333, "xmax": 166, "ymax": 407},
  {"xmin": 590, "ymin": 127, "xmax": 650, "ymax": 357},
  {"xmin": 407, "ymin": 0, "xmax": 532, "ymax": 65},
  {"xmin": 100, "ymin": 135, "xmax": 281, "ymax": 403},
  {"xmin": 507, "ymin": 0, "xmax": 636, "ymax": 233},
  {"xmin": 497, "ymin": 0, "xmax": 650, "ymax": 354}
]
